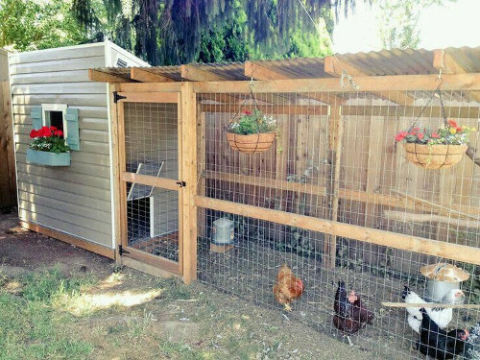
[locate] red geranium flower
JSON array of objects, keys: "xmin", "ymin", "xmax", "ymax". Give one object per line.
[
  {"xmin": 243, "ymin": 110, "xmax": 252, "ymax": 115},
  {"xmin": 417, "ymin": 133, "xmax": 425, "ymax": 140},
  {"xmin": 54, "ymin": 130, "xmax": 63, "ymax": 137},
  {"xmin": 30, "ymin": 129, "xmax": 39, "ymax": 138},
  {"xmin": 50, "ymin": 126, "xmax": 57, "ymax": 131},
  {"xmin": 431, "ymin": 131, "xmax": 440, "ymax": 138},
  {"xmin": 456, "ymin": 126, "xmax": 462, "ymax": 133},
  {"xmin": 448, "ymin": 119, "xmax": 458, "ymax": 128},
  {"xmin": 395, "ymin": 131, "xmax": 408, "ymax": 142},
  {"xmin": 40, "ymin": 126, "xmax": 52, "ymax": 137}
]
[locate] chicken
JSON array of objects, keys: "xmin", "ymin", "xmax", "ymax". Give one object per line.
[
  {"xmin": 464, "ymin": 322, "xmax": 480, "ymax": 360},
  {"xmin": 418, "ymin": 308, "xmax": 469, "ymax": 359},
  {"xmin": 273, "ymin": 264, "xmax": 304, "ymax": 312},
  {"xmin": 402, "ymin": 286, "xmax": 465, "ymax": 334},
  {"xmin": 333, "ymin": 281, "xmax": 374, "ymax": 334}
]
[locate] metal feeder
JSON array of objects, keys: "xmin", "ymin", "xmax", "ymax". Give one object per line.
[
  {"xmin": 211, "ymin": 217, "xmax": 234, "ymax": 245},
  {"xmin": 420, "ymin": 263, "xmax": 470, "ymax": 302}
]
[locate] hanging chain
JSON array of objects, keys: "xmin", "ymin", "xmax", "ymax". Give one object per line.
[{"xmin": 409, "ymin": 81, "xmax": 445, "ymax": 130}]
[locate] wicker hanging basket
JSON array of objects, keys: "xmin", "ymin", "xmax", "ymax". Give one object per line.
[
  {"xmin": 226, "ymin": 131, "xmax": 276, "ymax": 154},
  {"xmin": 403, "ymin": 143, "xmax": 468, "ymax": 169}
]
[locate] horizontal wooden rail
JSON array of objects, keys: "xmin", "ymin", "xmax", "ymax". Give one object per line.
[
  {"xmin": 200, "ymin": 104, "xmax": 480, "ymax": 118},
  {"xmin": 202, "ymin": 171, "xmax": 480, "ymax": 217},
  {"xmin": 193, "ymin": 73, "xmax": 480, "ymax": 93},
  {"xmin": 123, "ymin": 246, "xmax": 181, "ymax": 275},
  {"xmin": 203, "ymin": 170, "xmax": 327, "ymax": 196},
  {"xmin": 117, "ymin": 91, "xmax": 178, "ymax": 103},
  {"xmin": 194, "ymin": 196, "xmax": 480, "ymax": 265},
  {"xmin": 382, "ymin": 302, "xmax": 480, "ymax": 309},
  {"xmin": 121, "ymin": 172, "xmax": 179, "ymax": 191}
]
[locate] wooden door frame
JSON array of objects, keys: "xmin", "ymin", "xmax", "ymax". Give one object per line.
[{"xmin": 111, "ymin": 88, "xmax": 197, "ymax": 281}]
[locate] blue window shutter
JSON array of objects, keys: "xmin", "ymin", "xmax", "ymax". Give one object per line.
[
  {"xmin": 65, "ymin": 108, "xmax": 80, "ymax": 151},
  {"xmin": 31, "ymin": 106, "xmax": 42, "ymax": 130}
]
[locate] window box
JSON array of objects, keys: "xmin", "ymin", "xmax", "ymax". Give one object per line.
[{"xmin": 26, "ymin": 149, "xmax": 71, "ymax": 166}]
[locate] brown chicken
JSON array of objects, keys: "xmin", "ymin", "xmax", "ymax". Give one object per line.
[
  {"xmin": 333, "ymin": 281, "xmax": 374, "ymax": 334},
  {"xmin": 273, "ymin": 264, "xmax": 304, "ymax": 312}
]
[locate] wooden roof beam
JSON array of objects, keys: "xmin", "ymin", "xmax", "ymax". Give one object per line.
[
  {"xmin": 245, "ymin": 61, "xmax": 344, "ymax": 105},
  {"xmin": 181, "ymin": 65, "xmax": 226, "ymax": 81},
  {"xmin": 245, "ymin": 61, "xmax": 289, "ymax": 80},
  {"xmin": 130, "ymin": 68, "xmax": 174, "ymax": 82},
  {"xmin": 88, "ymin": 69, "xmax": 130, "ymax": 83},
  {"xmin": 324, "ymin": 56, "xmax": 414, "ymax": 105},
  {"xmin": 433, "ymin": 49, "xmax": 480, "ymax": 102}
]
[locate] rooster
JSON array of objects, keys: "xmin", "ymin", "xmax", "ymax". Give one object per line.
[
  {"xmin": 333, "ymin": 281, "xmax": 374, "ymax": 334},
  {"xmin": 418, "ymin": 308, "xmax": 469, "ymax": 359},
  {"xmin": 273, "ymin": 264, "xmax": 304, "ymax": 312},
  {"xmin": 402, "ymin": 286, "xmax": 465, "ymax": 333}
]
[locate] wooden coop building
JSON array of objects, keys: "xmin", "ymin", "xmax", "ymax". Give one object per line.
[
  {"xmin": 28, "ymin": 45, "xmax": 480, "ymax": 358},
  {"xmin": 9, "ymin": 41, "xmax": 148, "ymax": 256}
]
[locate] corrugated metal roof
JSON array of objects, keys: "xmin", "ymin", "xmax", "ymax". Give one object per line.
[{"xmin": 92, "ymin": 46, "xmax": 480, "ymax": 82}]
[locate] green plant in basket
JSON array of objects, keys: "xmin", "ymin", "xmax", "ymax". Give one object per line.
[
  {"xmin": 395, "ymin": 119, "xmax": 475, "ymax": 145},
  {"xmin": 29, "ymin": 126, "xmax": 70, "ymax": 153},
  {"xmin": 227, "ymin": 109, "xmax": 276, "ymax": 135}
]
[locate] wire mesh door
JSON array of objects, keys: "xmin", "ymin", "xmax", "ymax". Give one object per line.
[{"xmin": 116, "ymin": 92, "xmax": 183, "ymax": 275}]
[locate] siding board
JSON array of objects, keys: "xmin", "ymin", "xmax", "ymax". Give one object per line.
[
  {"xmin": 18, "ymin": 208, "xmax": 111, "ymax": 246},
  {"xmin": 11, "ymin": 70, "xmax": 90, "ymax": 84},
  {"xmin": 17, "ymin": 182, "xmax": 110, "ymax": 212},
  {"xmin": 13, "ymin": 105, "xmax": 107, "ymax": 118},
  {"xmin": 8, "ymin": 44, "xmax": 104, "ymax": 65},
  {"xmin": 16, "ymin": 175, "xmax": 110, "ymax": 201},
  {"xmin": 18, "ymin": 192, "xmax": 110, "ymax": 223},
  {"xmin": 9, "ymin": 56, "xmax": 105, "ymax": 75},
  {"xmin": 16, "ymin": 164, "xmax": 110, "ymax": 189},
  {"xmin": 11, "ymin": 82, "xmax": 106, "ymax": 95},
  {"xmin": 12, "ymin": 94, "xmax": 106, "ymax": 107}
]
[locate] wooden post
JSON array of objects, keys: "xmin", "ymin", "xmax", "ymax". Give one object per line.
[
  {"xmin": 364, "ymin": 105, "xmax": 385, "ymax": 264},
  {"xmin": 180, "ymin": 82, "xmax": 198, "ymax": 284},
  {"xmin": 0, "ymin": 50, "xmax": 15, "ymax": 209},
  {"xmin": 325, "ymin": 105, "xmax": 343, "ymax": 268}
]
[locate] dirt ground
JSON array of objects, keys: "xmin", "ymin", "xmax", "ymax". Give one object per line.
[{"xmin": 0, "ymin": 210, "xmax": 419, "ymax": 359}]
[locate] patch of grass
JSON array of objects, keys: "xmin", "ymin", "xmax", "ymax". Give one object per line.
[
  {"xmin": 157, "ymin": 339, "xmax": 213, "ymax": 360},
  {"xmin": 158, "ymin": 278, "xmax": 192, "ymax": 300},
  {"xmin": 22, "ymin": 267, "xmax": 93, "ymax": 303},
  {"xmin": 0, "ymin": 267, "xmax": 96, "ymax": 360}
]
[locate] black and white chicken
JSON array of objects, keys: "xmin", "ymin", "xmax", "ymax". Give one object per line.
[
  {"xmin": 418, "ymin": 308, "xmax": 469, "ymax": 359},
  {"xmin": 402, "ymin": 285, "xmax": 465, "ymax": 334},
  {"xmin": 464, "ymin": 322, "xmax": 480, "ymax": 360}
]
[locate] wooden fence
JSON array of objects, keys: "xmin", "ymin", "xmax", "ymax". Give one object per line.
[{"xmin": 0, "ymin": 49, "xmax": 15, "ymax": 209}]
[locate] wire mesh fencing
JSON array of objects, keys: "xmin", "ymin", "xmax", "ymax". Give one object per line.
[{"xmin": 195, "ymin": 90, "xmax": 480, "ymax": 359}]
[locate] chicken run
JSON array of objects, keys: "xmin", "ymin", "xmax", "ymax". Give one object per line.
[{"xmin": 89, "ymin": 49, "xmax": 480, "ymax": 359}]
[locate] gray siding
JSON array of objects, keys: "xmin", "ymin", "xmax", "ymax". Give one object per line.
[
  {"xmin": 9, "ymin": 43, "xmax": 113, "ymax": 247},
  {"xmin": 10, "ymin": 41, "xmax": 149, "ymax": 250}
]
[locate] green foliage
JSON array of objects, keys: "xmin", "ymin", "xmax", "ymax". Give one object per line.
[
  {"xmin": 21, "ymin": 268, "xmax": 90, "ymax": 303},
  {"xmin": 376, "ymin": 0, "xmax": 457, "ymax": 49},
  {"xmin": 228, "ymin": 109, "xmax": 276, "ymax": 135},
  {"xmin": 0, "ymin": 0, "xmax": 87, "ymax": 51}
]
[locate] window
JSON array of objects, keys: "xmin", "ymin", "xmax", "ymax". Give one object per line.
[{"xmin": 42, "ymin": 104, "xmax": 67, "ymax": 138}]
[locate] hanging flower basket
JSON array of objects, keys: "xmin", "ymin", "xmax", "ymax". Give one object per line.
[
  {"xmin": 226, "ymin": 131, "xmax": 276, "ymax": 154},
  {"xmin": 27, "ymin": 126, "xmax": 71, "ymax": 166},
  {"xmin": 396, "ymin": 119, "xmax": 475, "ymax": 170},
  {"xmin": 403, "ymin": 143, "xmax": 468, "ymax": 169},
  {"xmin": 227, "ymin": 109, "xmax": 276, "ymax": 154}
]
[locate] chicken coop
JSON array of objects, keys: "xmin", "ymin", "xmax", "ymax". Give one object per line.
[{"xmin": 90, "ymin": 47, "xmax": 480, "ymax": 358}]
